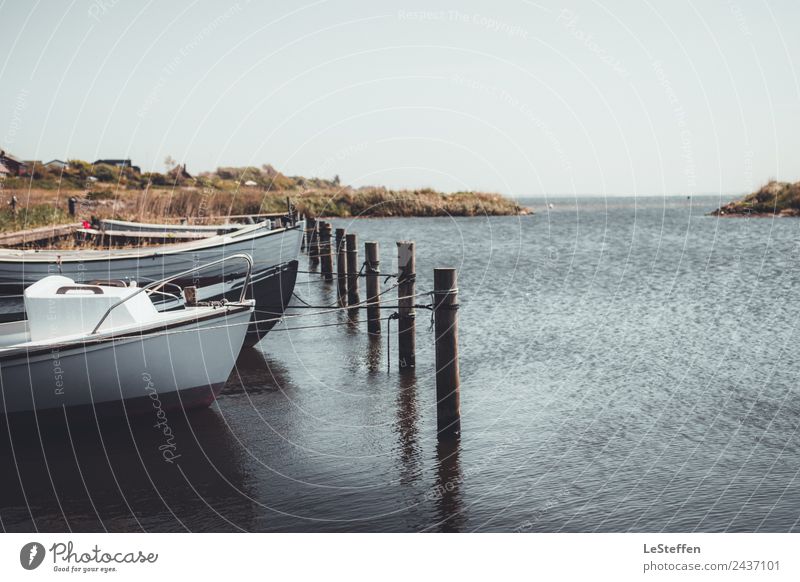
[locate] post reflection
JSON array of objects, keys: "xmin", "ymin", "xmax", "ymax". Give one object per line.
[
  {"xmin": 433, "ymin": 437, "xmax": 466, "ymax": 532},
  {"xmin": 346, "ymin": 304, "xmax": 361, "ymax": 334},
  {"xmin": 395, "ymin": 369, "xmax": 421, "ymax": 485},
  {"xmin": 365, "ymin": 334, "xmax": 382, "ymax": 374}
]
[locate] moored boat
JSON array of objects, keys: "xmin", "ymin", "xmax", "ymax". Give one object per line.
[
  {"xmin": 96, "ymin": 213, "xmax": 290, "ymax": 235},
  {"xmin": 0, "ymin": 219, "xmax": 304, "ymax": 345},
  {"xmin": 0, "ymin": 255, "xmax": 255, "ymax": 418},
  {"xmin": 96, "ymin": 217, "xmax": 244, "ymax": 235}
]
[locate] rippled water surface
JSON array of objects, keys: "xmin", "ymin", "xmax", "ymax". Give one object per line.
[{"xmin": 3, "ymin": 195, "xmax": 800, "ymax": 532}]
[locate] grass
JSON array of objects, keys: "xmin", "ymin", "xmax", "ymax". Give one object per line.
[
  {"xmin": 0, "ymin": 186, "xmax": 528, "ymax": 232},
  {"xmin": 0, "ymin": 203, "xmax": 73, "ymax": 233},
  {"xmin": 0, "ymin": 160, "xmax": 528, "ymax": 232}
]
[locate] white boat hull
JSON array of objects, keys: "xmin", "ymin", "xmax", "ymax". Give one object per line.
[
  {"xmin": 0, "ymin": 223, "xmax": 303, "ymax": 345},
  {"xmin": 0, "ymin": 222, "xmax": 303, "ymax": 287},
  {"xmin": 0, "ymin": 306, "xmax": 252, "ymax": 416}
]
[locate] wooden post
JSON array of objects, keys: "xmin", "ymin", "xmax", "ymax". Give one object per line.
[
  {"xmin": 346, "ymin": 232, "xmax": 360, "ymax": 304},
  {"xmin": 308, "ymin": 217, "xmax": 319, "ymax": 267},
  {"xmin": 300, "ymin": 215, "xmax": 307, "ymax": 251},
  {"xmin": 335, "ymin": 227, "xmax": 347, "ymax": 306},
  {"xmin": 397, "ymin": 241, "xmax": 416, "ymax": 369},
  {"xmin": 434, "ymin": 268, "xmax": 460, "ymax": 438},
  {"xmin": 365, "ymin": 241, "xmax": 381, "ymax": 335},
  {"xmin": 319, "ymin": 221, "xmax": 334, "ymax": 282}
]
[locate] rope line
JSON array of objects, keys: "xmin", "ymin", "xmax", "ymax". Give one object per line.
[
  {"xmin": 260, "ymin": 288, "xmax": 431, "ymax": 317},
  {"xmin": 294, "ymin": 269, "xmax": 399, "ymax": 278},
  {"xmin": 269, "ymin": 314, "xmax": 398, "ymax": 333},
  {"xmin": 24, "ymin": 310, "xmax": 402, "ymax": 349}
]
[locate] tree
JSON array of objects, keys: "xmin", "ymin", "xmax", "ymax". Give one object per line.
[
  {"xmin": 164, "ymin": 155, "xmax": 176, "ymax": 173},
  {"xmin": 67, "ymin": 159, "xmax": 92, "ymax": 180},
  {"xmin": 93, "ymin": 164, "xmax": 118, "ymax": 182}
]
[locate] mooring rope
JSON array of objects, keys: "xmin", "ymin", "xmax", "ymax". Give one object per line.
[
  {"xmin": 249, "ymin": 283, "xmax": 429, "ymax": 322},
  {"xmin": 294, "ymin": 268, "xmax": 400, "ymax": 278}
]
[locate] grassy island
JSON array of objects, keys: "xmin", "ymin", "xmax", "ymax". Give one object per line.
[{"xmin": 711, "ymin": 180, "xmax": 800, "ymax": 217}]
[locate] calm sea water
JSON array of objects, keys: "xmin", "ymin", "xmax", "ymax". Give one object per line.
[{"xmin": 3, "ymin": 195, "xmax": 800, "ymax": 532}]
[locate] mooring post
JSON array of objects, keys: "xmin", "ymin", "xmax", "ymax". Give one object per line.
[
  {"xmin": 308, "ymin": 217, "xmax": 320, "ymax": 267},
  {"xmin": 301, "ymin": 215, "xmax": 309, "ymax": 251},
  {"xmin": 365, "ymin": 241, "xmax": 381, "ymax": 335},
  {"xmin": 346, "ymin": 232, "xmax": 360, "ymax": 304},
  {"xmin": 397, "ymin": 241, "xmax": 416, "ymax": 369},
  {"xmin": 319, "ymin": 221, "xmax": 334, "ymax": 281},
  {"xmin": 305, "ymin": 216, "xmax": 316, "ymax": 255},
  {"xmin": 434, "ymin": 268, "xmax": 460, "ymax": 438},
  {"xmin": 335, "ymin": 227, "xmax": 348, "ymax": 306}
]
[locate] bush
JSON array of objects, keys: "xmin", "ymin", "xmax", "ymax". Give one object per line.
[{"xmin": 92, "ymin": 163, "xmax": 120, "ymax": 182}]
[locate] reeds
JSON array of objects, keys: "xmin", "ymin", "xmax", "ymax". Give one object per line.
[{"xmin": 1, "ymin": 186, "xmax": 528, "ymax": 232}]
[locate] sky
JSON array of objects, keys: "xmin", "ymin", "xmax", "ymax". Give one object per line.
[{"xmin": 0, "ymin": 0, "xmax": 798, "ymax": 197}]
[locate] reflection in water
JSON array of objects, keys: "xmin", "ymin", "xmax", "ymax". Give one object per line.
[
  {"xmin": 433, "ymin": 438, "xmax": 466, "ymax": 532},
  {"xmin": 365, "ymin": 334, "xmax": 382, "ymax": 374},
  {"xmin": 395, "ymin": 370, "xmax": 421, "ymax": 485},
  {"xmin": 345, "ymin": 305, "xmax": 360, "ymax": 334},
  {"xmin": 0, "ymin": 408, "xmax": 249, "ymax": 532},
  {"xmin": 223, "ymin": 347, "xmax": 293, "ymax": 396}
]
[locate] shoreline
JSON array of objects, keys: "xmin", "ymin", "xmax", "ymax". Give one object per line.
[
  {"xmin": 710, "ymin": 210, "xmax": 800, "ymax": 218},
  {"xmin": 710, "ymin": 180, "xmax": 800, "ymax": 218},
  {"xmin": 0, "ymin": 187, "xmax": 530, "ymax": 234}
]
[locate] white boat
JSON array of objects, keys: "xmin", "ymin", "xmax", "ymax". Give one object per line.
[
  {"xmin": 96, "ymin": 217, "xmax": 244, "ymax": 235},
  {"xmin": 0, "ymin": 220, "xmax": 304, "ymax": 345},
  {"xmin": 96, "ymin": 213, "xmax": 291, "ymax": 235},
  {"xmin": 0, "ymin": 255, "xmax": 255, "ymax": 418}
]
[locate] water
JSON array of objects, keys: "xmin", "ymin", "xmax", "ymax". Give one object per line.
[{"xmin": 3, "ymin": 195, "xmax": 800, "ymax": 532}]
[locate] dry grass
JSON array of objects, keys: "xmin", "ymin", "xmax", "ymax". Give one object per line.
[
  {"xmin": 1, "ymin": 186, "xmax": 528, "ymax": 231},
  {"xmin": 713, "ymin": 181, "xmax": 800, "ymax": 216}
]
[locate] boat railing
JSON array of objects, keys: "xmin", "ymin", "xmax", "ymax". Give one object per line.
[{"xmin": 90, "ymin": 253, "xmax": 254, "ymax": 335}]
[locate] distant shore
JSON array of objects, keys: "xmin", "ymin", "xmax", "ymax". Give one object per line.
[
  {"xmin": 711, "ymin": 180, "xmax": 800, "ymax": 217},
  {"xmin": 0, "ymin": 158, "xmax": 529, "ymax": 233},
  {"xmin": 0, "ymin": 186, "xmax": 529, "ymax": 234}
]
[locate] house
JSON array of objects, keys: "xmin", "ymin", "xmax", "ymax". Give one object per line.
[
  {"xmin": 0, "ymin": 149, "xmax": 27, "ymax": 176},
  {"xmin": 0, "ymin": 162, "xmax": 10, "ymax": 177},
  {"xmin": 168, "ymin": 164, "xmax": 193, "ymax": 180},
  {"xmin": 45, "ymin": 159, "xmax": 69, "ymax": 170},
  {"xmin": 243, "ymin": 180, "xmax": 258, "ymax": 187},
  {"xmin": 93, "ymin": 159, "xmax": 141, "ymax": 173}
]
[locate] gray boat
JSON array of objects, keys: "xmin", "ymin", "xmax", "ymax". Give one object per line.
[
  {"xmin": 96, "ymin": 217, "xmax": 243, "ymax": 235},
  {"xmin": 0, "ymin": 220, "xmax": 304, "ymax": 346}
]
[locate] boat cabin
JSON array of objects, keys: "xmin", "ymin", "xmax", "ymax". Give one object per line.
[{"xmin": 24, "ymin": 276, "xmax": 159, "ymax": 341}]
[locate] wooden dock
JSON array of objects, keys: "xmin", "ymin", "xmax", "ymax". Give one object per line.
[{"xmin": 0, "ymin": 223, "xmax": 81, "ymax": 248}]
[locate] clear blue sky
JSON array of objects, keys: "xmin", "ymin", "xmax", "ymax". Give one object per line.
[{"xmin": 1, "ymin": 0, "xmax": 798, "ymax": 197}]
